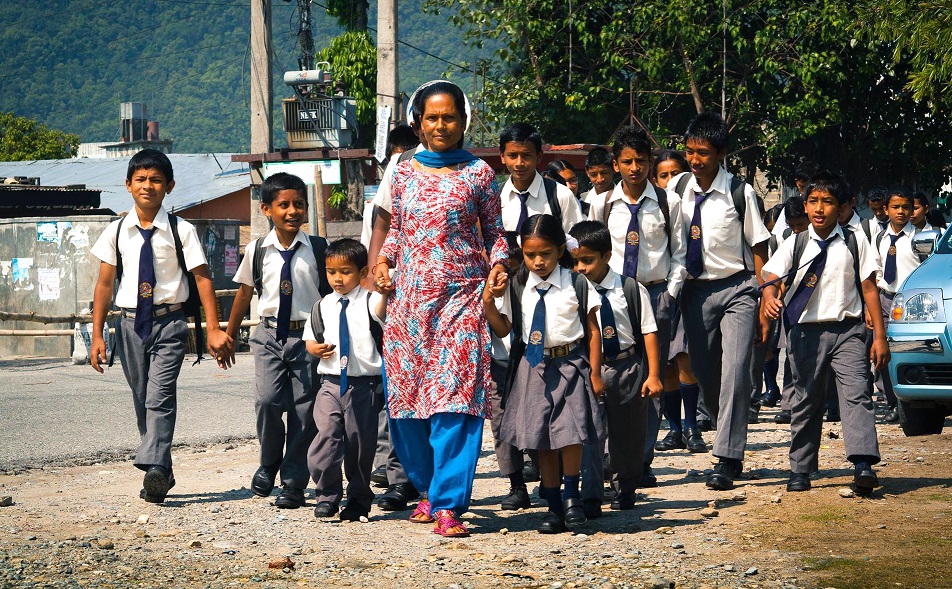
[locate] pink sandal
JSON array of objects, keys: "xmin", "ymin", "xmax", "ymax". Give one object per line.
[
  {"xmin": 409, "ymin": 499, "xmax": 434, "ymax": 523},
  {"xmin": 432, "ymin": 510, "xmax": 470, "ymax": 538}
]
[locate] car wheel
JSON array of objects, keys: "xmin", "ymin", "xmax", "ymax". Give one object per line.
[{"xmin": 896, "ymin": 400, "xmax": 946, "ymax": 436}]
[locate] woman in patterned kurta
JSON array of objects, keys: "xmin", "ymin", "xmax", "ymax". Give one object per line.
[{"xmin": 374, "ymin": 81, "xmax": 507, "ymax": 537}]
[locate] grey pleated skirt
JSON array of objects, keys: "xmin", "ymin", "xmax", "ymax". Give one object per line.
[{"xmin": 498, "ymin": 349, "xmax": 605, "ymax": 451}]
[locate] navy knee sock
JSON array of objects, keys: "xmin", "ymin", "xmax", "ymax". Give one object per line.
[
  {"xmin": 681, "ymin": 382, "xmax": 700, "ymax": 430},
  {"xmin": 764, "ymin": 350, "xmax": 780, "ymax": 392},
  {"xmin": 539, "ymin": 486, "xmax": 563, "ymax": 515},
  {"xmin": 562, "ymin": 474, "xmax": 580, "ymax": 501},
  {"xmin": 662, "ymin": 390, "xmax": 683, "ymax": 434}
]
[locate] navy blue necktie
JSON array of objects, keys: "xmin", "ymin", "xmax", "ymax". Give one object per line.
[
  {"xmin": 595, "ymin": 285, "xmax": 621, "ymax": 360},
  {"xmin": 134, "ymin": 226, "xmax": 156, "ymax": 342},
  {"xmin": 783, "ymin": 234, "xmax": 836, "ymax": 329},
  {"xmin": 878, "ymin": 220, "xmax": 887, "ymax": 231},
  {"xmin": 276, "ymin": 242, "xmax": 301, "ymax": 343},
  {"xmin": 685, "ymin": 191, "xmax": 710, "ymax": 278},
  {"xmin": 338, "ymin": 297, "xmax": 350, "ymax": 394},
  {"xmin": 525, "ymin": 284, "xmax": 550, "ymax": 367},
  {"xmin": 622, "ymin": 201, "xmax": 643, "ymax": 280},
  {"xmin": 516, "ymin": 192, "xmax": 531, "ymax": 232},
  {"xmin": 883, "ymin": 233, "xmax": 902, "ymax": 285}
]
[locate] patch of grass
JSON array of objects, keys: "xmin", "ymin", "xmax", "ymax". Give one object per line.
[
  {"xmin": 804, "ymin": 556, "xmax": 868, "ymax": 572},
  {"xmin": 799, "ymin": 505, "xmax": 849, "ymax": 524},
  {"xmin": 924, "ymin": 492, "xmax": 952, "ymax": 502}
]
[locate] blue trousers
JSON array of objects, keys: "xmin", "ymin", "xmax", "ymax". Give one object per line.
[{"xmin": 389, "ymin": 412, "xmax": 483, "ymax": 515}]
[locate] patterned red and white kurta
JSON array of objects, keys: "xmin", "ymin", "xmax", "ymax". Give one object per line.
[{"xmin": 380, "ymin": 158, "xmax": 507, "ymax": 419}]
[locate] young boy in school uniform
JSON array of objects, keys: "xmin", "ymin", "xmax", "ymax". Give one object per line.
[
  {"xmin": 581, "ymin": 147, "xmax": 615, "ymax": 206},
  {"xmin": 90, "ymin": 149, "xmax": 232, "ymax": 503},
  {"xmin": 874, "ymin": 189, "xmax": 920, "ymax": 422},
  {"xmin": 570, "ymin": 221, "xmax": 663, "ymax": 509},
  {"xmin": 863, "ymin": 186, "xmax": 890, "ymax": 242},
  {"xmin": 304, "ymin": 239, "xmax": 387, "ymax": 521},
  {"xmin": 498, "ymin": 122, "xmax": 583, "ymax": 234},
  {"xmin": 586, "ymin": 125, "xmax": 688, "ymax": 496},
  {"xmin": 670, "ymin": 112, "xmax": 771, "ymax": 491},
  {"xmin": 761, "ymin": 171, "xmax": 888, "ymax": 495},
  {"xmin": 224, "ymin": 172, "xmax": 328, "ymax": 509}
]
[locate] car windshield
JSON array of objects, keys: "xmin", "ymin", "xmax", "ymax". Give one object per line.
[{"xmin": 937, "ymin": 225, "xmax": 952, "ymax": 254}]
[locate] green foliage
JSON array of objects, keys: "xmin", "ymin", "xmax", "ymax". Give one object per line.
[
  {"xmin": 315, "ymin": 31, "xmax": 378, "ymax": 127},
  {"xmin": 325, "ymin": 0, "xmax": 369, "ymax": 32},
  {"xmin": 327, "ymin": 185, "xmax": 348, "ymax": 208},
  {"xmin": 0, "ymin": 113, "xmax": 79, "ymax": 161},
  {"xmin": 858, "ymin": 0, "xmax": 952, "ymax": 105}
]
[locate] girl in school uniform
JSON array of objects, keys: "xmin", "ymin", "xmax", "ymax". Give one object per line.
[{"xmin": 483, "ymin": 214, "xmax": 603, "ymax": 534}]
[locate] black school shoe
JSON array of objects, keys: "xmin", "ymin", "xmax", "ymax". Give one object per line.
[
  {"xmin": 370, "ymin": 465, "xmax": 389, "ymax": 488},
  {"xmin": 884, "ymin": 406, "xmax": 900, "ymax": 423},
  {"xmin": 377, "ymin": 483, "xmax": 420, "ymax": 511},
  {"xmin": 640, "ymin": 464, "xmax": 658, "ymax": 488},
  {"xmin": 697, "ymin": 418, "xmax": 714, "ymax": 432},
  {"xmin": 774, "ymin": 410, "xmax": 792, "ymax": 424},
  {"xmin": 538, "ymin": 511, "xmax": 567, "ymax": 534},
  {"xmin": 610, "ymin": 491, "xmax": 636, "ymax": 510},
  {"xmin": 274, "ymin": 485, "xmax": 306, "ymax": 509},
  {"xmin": 251, "ymin": 464, "xmax": 280, "ymax": 497},
  {"xmin": 683, "ymin": 428, "xmax": 708, "ymax": 453},
  {"xmin": 761, "ymin": 389, "xmax": 781, "ymax": 408},
  {"xmin": 655, "ymin": 430, "xmax": 686, "ymax": 451},
  {"xmin": 563, "ymin": 497, "xmax": 587, "ymax": 529},
  {"xmin": 340, "ymin": 504, "xmax": 370, "ymax": 522},
  {"xmin": 313, "ymin": 501, "xmax": 339, "ymax": 518},
  {"xmin": 582, "ymin": 498, "xmax": 602, "ymax": 519},
  {"xmin": 501, "ymin": 485, "xmax": 531, "ymax": 510},
  {"xmin": 140, "ymin": 472, "xmax": 175, "ymax": 500},
  {"xmin": 522, "ymin": 461, "xmax": 541, "ymax": 483},
  {"xmin": 142, "ymin": 466, "xmax": 173, "ymax": 503},
  {"xmin": 706, "ymin": 459, "xmax": 743, "ymax": 491},
  {"xmin": 786, "ymin": 472, "xmax": 811, "ymax": 492},
  {"xmin": 854, "ymin": 467, "xmax": 880, "ymax": 495}
]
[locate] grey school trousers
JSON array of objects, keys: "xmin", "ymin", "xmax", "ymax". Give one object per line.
[
  {"xmin": 643, "ymin": 281, "xmax": 673, "ymax": 467},
  {"xmin": 308, "ymin": 375, "xmax": 381, "ymax": 510},
  {"xmin": 118, "ymin": 310, "xmax": 188, "ymax": 472},
  {"xmin": 681, "ymin": 272, "xmax": 759, "ymax": 461},
  {"xmin": 788, "ymin": 319, "xmax": 880, "ymax": 472},
  {"xmin": 250, "ymin": 324, "xmax": 318, "ymax": 490}
]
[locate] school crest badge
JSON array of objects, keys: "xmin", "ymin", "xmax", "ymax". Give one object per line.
[
  {"xmin": 805, "ymin": 273, "xmax": 818, "ymax": 288},
  {"xmin": 340, "ymin": 356, "xmax": 348, "ymax": 370},
  {"xmin": 602, "ymin": 326, "xmax": 616, "ymax": 340},
  {"xmin": 627, "ymin": 230, "xmax": 639, "ymax": 246},
  {"xmin": 529, "ymin": 330, "xmax": 543, "ymax": 345},
  {"xmin": 138, "ymin": 282, "xmax": 153, "ymax": 299},
  {"xmin": 888, "ymin": 245, "xmax": 897, "ymax": 256},
  {"xmin": 690, "ymin": 225, "xmax": 701, "ymax": 240},
  {"xmin": 280, "ymin": 279, "xmax": 293, "ymax": 296}
]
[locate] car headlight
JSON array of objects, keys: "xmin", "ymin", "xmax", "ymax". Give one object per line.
[{"xmin": 890, "ymin": 289, "xmax": 945, "ymax": 323}]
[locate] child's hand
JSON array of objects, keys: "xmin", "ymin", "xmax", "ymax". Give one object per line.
[
  {"xmin": 641, "ymin": 375, "xmax": 663, "ymax": 398},
  {"xmin": 864, "ymin": 308, "xmax": 874, "ymax": 330},
  {"xmin": 373, "ymin": 261, "xmax": 392, "ymax": 292},
  {"xmin": 306, "ymin": 341, "xmax": 337, "ymax": 359},
  {"xmin": 759, "ymin": 314, "xmax": 773, "ymax": 345},
  {"xmin": 90, "ymin": 337, "xmax": 107, "ymax": 373},
  {"xmin": 487, "ymin": 264, "xmax": 508, "ymax": 297},
  {"xmin": 762, "ymin": 295, "xmax": 783, "ymax": 320},
  {"xmin": 870, "ymin": 337, "xmax": 890, "ymax": 371},
  {"xmin": 207, "ymin": 330, "xmax": 234, "ymax": 369},
  {"xmin": 591, "ymin": 371, "xmax": 605, "ymax": 400}
]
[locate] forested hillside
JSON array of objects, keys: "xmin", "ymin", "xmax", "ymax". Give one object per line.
[{"xmin": 0, "ymin": 0, "xmax": 487, "ymax": 153}]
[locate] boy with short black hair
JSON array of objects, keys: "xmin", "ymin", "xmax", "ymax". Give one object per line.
[
  {"xmin": 874, "ymin": 188, "xmax": 919, "ymax": 421},
  {"xmin": 583, "ymin": 147, "xmax": 615, "ymax": 203},
  {"xmin": 670, "ymin": 112, "xmax": 771, "ymax": 491},
  {"xmin": 864, "ymin": 185, "xmax": 889, "ymax": 240},
  {"xmin": 224, "ymin": 172, "xmax": 330, "ymax": 509},
  {"xmin": 304, "ymin": 238, "xmax": 387, "ymax": 521},
  {"xmin": 90, "ymin": 148, "xmax": 232, "ymax": 503},
  {"xmin": 761, "ymin": 171, "xmax": 888, "ymax": 495},
  {"xmin": 498, "ymin": 122, "xmax": 583, "ymax": 234},
  {"xmin": 570, "ymin": 220, "xmax": 663, "ymax": 510}
]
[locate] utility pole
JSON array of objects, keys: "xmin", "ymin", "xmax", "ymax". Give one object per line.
[
  {"xmin": 376, "ymin": 0, "xmax": 399, "ymax": 123},
  {"xmin": 250, "ymin": 0, "xmax": 273, "ymax": 238}
]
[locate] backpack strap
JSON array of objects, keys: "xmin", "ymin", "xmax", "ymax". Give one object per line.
[
  {"xmin": 843, "ymin": 228, "xmax": 864, "ymax": 307},
  {"xmin": 397, "ymin": 149, "xmax": 415, "ymax": 164},
  {"xmin": 674, "ymin": 174, "xmax": 690, "ymax": 200},
  {"xmin": 572, "ymin": 271, "xmax": 589, "ymax": 334},
  {"xmin": 729, "ymin": 175, "xmax": 752, "ymax": 271},
  {"xmin": 621, "ymin": 277, "xmax": 646, "ymax": 355},
  {"xmin": 782, "ymin": 227, "xmax": 793, "ymax": 239},
  {"xmin": 501, "ymin": 272, "xmax": 528, "ymax": 408},
  {"xmin": 784, "ymin": 231, "xmax": 810, "ymax": 293},
  {"xmin": 308, "ymin": 300, "xmax": 325, "ymax": 344},
  {"xmin": 251, "ymin": 238, "xmax": 266, "ymax": 297},
  {"xmin": 861, "ymin": 216, "xmax": 872, "ymax": 242},
  {"xmin": 254, "ymin": 235, "xmax": 331, "ymax": 297},
  {"xmin": 542, "ymin": 177, "xmax": 563, "ymax": 222},
  {"xmin": 367, "ymin": 295, "xmax": 384, "ymax": 353},
  {"xmin": 114, "ymin": 217, "xmax": 125, "ymax": 283},
  {"xmin": 768, "ymin": 234, "xmax": 778, "ymax": 256},
  {"xmin": 875, "ymin": 228, "xmax": 887, "ymax": 251},
  {"xmin": 168, "ymin": 215, "xmax": 206, "ymax": 363}
]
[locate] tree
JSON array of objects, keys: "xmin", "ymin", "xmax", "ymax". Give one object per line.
[
  {"xmin": 858, "ymin": 0, "xmax": 952, "ymax": 105},
  {"xmin": 0, "ymin": 113, "xmax": 79, "ymax": 161},
  {"xmin": 315, "ymin": 31, "xmax": 378, "ymax": 130}
]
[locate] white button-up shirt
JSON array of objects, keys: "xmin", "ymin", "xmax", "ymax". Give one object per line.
[
  {"xmin": 500, "ymin": 266, "xmax": 599, "ymax": 348},
  {"xmin": 876, "ymin": 222, "xmax": 920, "ymax": 293},
  {"xmin": 91, "ymin": 207, "xmax": 206, "ymax": 309},
  {"xmin": 673, "ymin": 168, "xmax": 770, "ymax": 280},
  {"xmin": 303, "ymin": 286, "xmax": 384, "ymax": 376},
  {"xmin": 232, "ymin": 229, "xmax": 323, "ymax": 320},
  {"xmin": 590, "ymin": 270, "xmax": 658, "ymax": 351},
  {"xmin": 588, "ymin": 182, "xmax": 687, "ymax": 297},
  {"xmin": 762, "ymin": 225, "xmax": 878, "ymax": 323},
  {"xmin": 500, "ymin": 172, "xmax": 583, "ymax": 234}
]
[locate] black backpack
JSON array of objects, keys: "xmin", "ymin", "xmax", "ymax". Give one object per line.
[
  {"xmin": 542, "ymin": 176, "xmax": 563, "ymax": 221},
  {"xmin": 307, "ymin": 294, "xmax": 384, "ymax": 354},
  {"xmin": 674, "ymin": 173, "xmax": 751, "ymax": 269},
  {"xmin": 114, "ymin": 214, "xmax": 206, "ymax": 363},
  {"xmin": 251, "ymin": 235, "xmax": 332, "ymax": 299}
]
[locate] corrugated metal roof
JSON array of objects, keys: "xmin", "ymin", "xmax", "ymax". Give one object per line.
[{"xmin": 0, "ymin": 154, "xmax": 249, "ymax": 214}]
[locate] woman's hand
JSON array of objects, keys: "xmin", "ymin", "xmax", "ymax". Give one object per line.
[
  {"xmin": 486, "ymin": 264, "xmax": 508, "ymax": 298},
  {"xmin": 373, "ymin": 259, "xmax": 392, "ymax": 293}
]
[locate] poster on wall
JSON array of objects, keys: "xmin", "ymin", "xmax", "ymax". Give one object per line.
[
  {"xmin": 12, "ymin": 257, "xmax": 33, "ymax": 291},
  {"xmin": 37, "ymin": 268, "xmax": 60, "ymax": 301},
  {"xmin": 224, "ymin": 245, "xmax": 239, "ymax": 277},
  {"xmin": 37, "ymin": 221, "xmax": 59, "ymax": 244}
]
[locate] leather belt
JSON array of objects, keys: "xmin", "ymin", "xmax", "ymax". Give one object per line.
[
  {"xmin": 262, "ymin": 317, "xmax": 307, "ymax": 330},
  {"xmin": 121, "ymin": 303, "xmax": 183, "ymax": 319},
  {"xmin": 544, "ymin": 340, "xmax": 582, "ymax": 359},
  {"xmin": 607, "ymin": 345, "xmax": 639, "ymax": 362}
]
